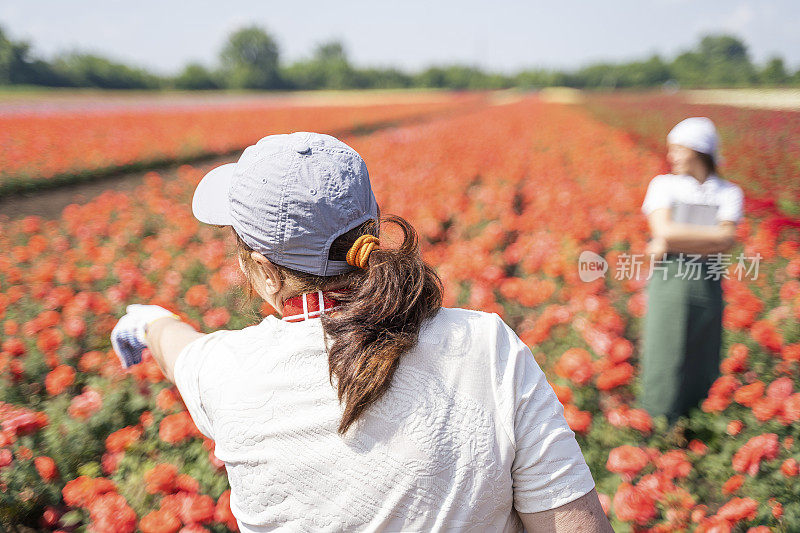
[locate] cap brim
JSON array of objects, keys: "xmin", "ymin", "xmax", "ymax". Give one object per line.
[{"xmin": 192, "ymin": 163, "xmax": 236, "ymax": 225}]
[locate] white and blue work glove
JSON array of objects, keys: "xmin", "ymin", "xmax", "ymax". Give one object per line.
[{"xmin": 111, "ymin": 304, "xmax": 180, "ymax": 368}]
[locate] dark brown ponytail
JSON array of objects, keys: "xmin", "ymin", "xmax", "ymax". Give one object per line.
[
  {"xmin": 322, "ymin": 215, "xmax": 443, "ymax": 434},
  {"xmin": 230, "ymin": 214, "xmax": 444, "ymax": 435}
]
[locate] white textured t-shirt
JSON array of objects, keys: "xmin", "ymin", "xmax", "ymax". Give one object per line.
[
  {"xmin": 641, "ymin": 173, "xmax": 744, "ymax": 223},
  {"xmin": 174, "ymin": 306, "xmax": 595, "ymax": 532}
]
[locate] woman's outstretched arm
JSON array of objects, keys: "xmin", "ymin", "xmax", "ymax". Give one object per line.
[
  {"xmin": 146, "ymin": 316, "xmax": 205, "ymax": 383},
  {"xmin": 517, "ymin": 488, "xmax": 614, "ymax": 532}
]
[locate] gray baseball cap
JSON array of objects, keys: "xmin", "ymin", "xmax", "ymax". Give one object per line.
[{"xmin": 192, "ymin": 131, "xmax": 380, "ymax": 276}]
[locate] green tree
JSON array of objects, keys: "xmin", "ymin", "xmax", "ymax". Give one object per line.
[
  {"xmin": 514, "ymin": 69, "xmax": 567, "ymax": 89},
  {"xmin": 352, "ymin": 67, "xmax": 413, "ymax": 89},
  {"xmin": 282, "ymin": 40, "xmax": 357, "ymax": 90},
  {"xmin": 414, "ymin": 66, "xmax": 448, "ymax": 88},
  {"xmin": 219, "ymin": 25, "xmax": 281, "ymax": 89},
  {"xmin": 311, "ymin": 41, "xmax": 356, "ymax": 89},
  {"xmin": 174, "ymin": 63, "xmax": 220, "ymax": 90},
  {"xmin": 413, "ymin": 65, "xmax": 512, "ymax": 89},
  {"xmin": 670, "ymin": 51, "xmax": 706, "ymax": 87},
  {"xmin": 571, "ymin": 63, "xmax": 621, "ymax": 89},
  {"xmin": 760, "ymin": 57, "xmax": 789, "ymax": 86},
  {"xmin": 52, "ymin": 53, "xmax": 162, "ymax": 89},
  {"xmin": 315, "ymin": 41, "xmax": 346, "ymax": 63},
  {"xmin": 670, "ymin": 34, "xmax": 756, "ymax": 88},
  {"xmin": 619, "ymin": 55, "xmax": 672, "ymax": 87},
  {"xmin": 0, "ymin": 26, "xmax": 20, "ymax": 84},
  {"xmin": 699, "ymin": 34, "xmax": 756, "ymax": 86},
  {"xmin": 0, "ymin": 26, "xmax": 61, "ymax": 85}
]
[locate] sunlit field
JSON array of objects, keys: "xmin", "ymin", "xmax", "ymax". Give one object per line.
[
  {"xmin": 0, "ymin": 89, "xmax": 484, "ymax": 195},
  {"xmin": 1, "ymin": 89, "xmax": 799, "ymax": 531}
]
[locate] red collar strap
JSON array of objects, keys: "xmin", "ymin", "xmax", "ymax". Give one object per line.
[{"xmin": 281, "ymin": 288, "xmax": 352, "ymax": 322}]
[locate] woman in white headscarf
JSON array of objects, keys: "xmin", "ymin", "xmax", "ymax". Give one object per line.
[{"xmin": 638, "ymin": 117, "xmax": 744, "ymax": 426}]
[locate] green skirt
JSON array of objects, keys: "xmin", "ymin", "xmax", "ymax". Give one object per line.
[{"xmin": 637, "ymin": 255, "xmax": 724, "ymax": 424}]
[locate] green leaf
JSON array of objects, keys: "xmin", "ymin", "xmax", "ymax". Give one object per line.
[
  {"xmin": 61, "ymin": 509, "xmax": 84, "ymax": 526},
  {"xmin": 77, "ymin": 462, "xmax": 102, "ymax": 478}
]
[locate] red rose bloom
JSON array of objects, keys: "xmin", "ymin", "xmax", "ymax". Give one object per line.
[
  {"xmin": 145, "ymin": 463, "xmax": 179, "ymax": 495},
  {"xmin": 140, "ymin": 508, "xmax": 181, "ymax": 533},
  {"xmin": 732, "ymin": 433, "xmax": 779, "ymax": 476},
  {"xmin": 106, "ymin": 425, "xmax": 143, "ymax": 453},
  {"xmin": 781, "ymin": 458, "xmax": 799, "ymax": 477},
  {"xmin": 159, "ymin": 412, "xmax": 200, "ymax": 444},
  {"xmin": 722, "ymin": 475, "xmax": 744, "ymax": 495},
  {"xmin": 613, "ymin": 482, "xmax": 657, "ymax": 525},
  {"xmin": 214, "ymin": 490, "xmax": 238, "ymax": 531},
  {"xmin": 34, "ymin": 456, "xmax": 58, "ymax": 481},
  {"xmin": 44, "ymin": 365, "xmax": 75, "ymax": 395},
  {"xmin": 607, "ymin": 446, "xmax": 649, "ymax": 481}
]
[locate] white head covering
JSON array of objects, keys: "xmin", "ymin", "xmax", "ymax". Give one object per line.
[{"xmin": 667, "ymin": 117, "xmax": 722, "ymax": 164}]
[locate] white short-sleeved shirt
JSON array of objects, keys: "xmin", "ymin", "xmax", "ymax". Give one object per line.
[
  {"xmin": 641, "ymin": 173, "xmax": 744, "ymax": 224},
  {"xmin": 173, "ymin": 307, "xmax": 595, "ymax": 532}
]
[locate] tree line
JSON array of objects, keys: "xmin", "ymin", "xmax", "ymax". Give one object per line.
[{"xmin": 1, "ymin": 25, "xmax": 799, "ymax": 91}]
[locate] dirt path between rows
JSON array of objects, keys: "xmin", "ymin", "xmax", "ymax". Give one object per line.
[
  {"xmin": 0, "ymin": 154, "xmax": 236, "ymax": 221},
  {"xmin": 0, "ymin": 101, "xmax": 496, "ymax": 222}
]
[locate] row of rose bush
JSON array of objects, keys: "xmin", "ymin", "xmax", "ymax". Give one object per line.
[
  {"xmin": 0, "ymin": 92, "xmax": 486, "ymax": 194},
  {"xmin": 0, "ymin": 93, "xmax": 798, "ymax": 531}
]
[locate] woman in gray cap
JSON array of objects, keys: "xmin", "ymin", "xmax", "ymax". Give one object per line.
[
  {"xmin": 111, "ymin": 132, "xmax": 612, "ymax": 532},
  {"xmin": 639, "ymin": 117, "xmax": 744, "ymax": 428}
]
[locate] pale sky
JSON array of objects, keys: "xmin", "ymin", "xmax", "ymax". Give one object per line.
[{"xmin": 1, "ymin": 0, "xmax": 798, "ymax": 76}]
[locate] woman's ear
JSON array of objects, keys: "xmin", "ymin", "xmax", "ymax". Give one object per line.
[{"xmin": 250, "ymin": 251, "xmax": 282, "ymax": 296}]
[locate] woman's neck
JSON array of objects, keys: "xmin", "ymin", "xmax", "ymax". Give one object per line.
[
  {"xmin": 687, "ymin": 168, "xmax": 712, "ymax": 184},
  {"xmin": 279, "ymin": 284, "xmax": 350, "ymax": 308}
]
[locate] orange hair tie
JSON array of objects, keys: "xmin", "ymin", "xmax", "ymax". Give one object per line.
[{"xmin": 346, "ymin": 234, "xmax": 380, "ymax": 269}]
